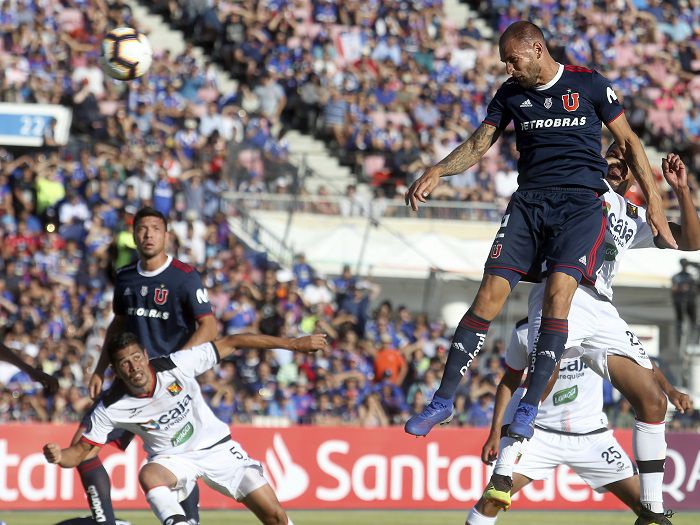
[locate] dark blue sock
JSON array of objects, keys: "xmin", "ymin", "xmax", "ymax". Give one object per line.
[
  {"xmin": 180, "ymin": 483, "xmax": 200, "ymax": 523},
  {"xmin": 77, "ymin": 457, "xmax": 117, "ymax": 525},
  {"xmin": 521, "ymin": 318, "xmax": 568, "ymax": 406},
  {"xmin": 434, "ymin": 311, "xmax": 490, "ymax": 400}
]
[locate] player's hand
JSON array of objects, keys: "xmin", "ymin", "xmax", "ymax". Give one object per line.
[
  {"xmin": 88, "ymin": 372, "xmax": 104, "ymax": 400},
  {"xmin": 481, "ymin": 431, "xmax": 500, "ymax": 465},
  {"xmin": 661, "ymin": 153, "xmax": 688, "ymax": 193},
  {"xmin": 668, "ymin": 388, "xmax": 693, "ymax": 414},
  {"xmin": 405, "ymin": 165, "xmax": 443, "ymax": 211},
  {"xmin": 289, "ymin": 334, "xmax": 328, "ymax": 353},
  {"xmin": 33, "ymin": 369, "xmax": 59, "ymax": 396},
  {"xmin": 646, "ymin": 201, "xmax": 678, "ymax": 249},
  {"xmin": 43, "ymin": 443, "xmax": 62, "ymax": 464}
]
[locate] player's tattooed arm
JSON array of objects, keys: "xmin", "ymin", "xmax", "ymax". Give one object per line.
[
  {"xmin": 406, "ymin": 123, "xmax": 500, "ymax": 211},
  {"xmin": 436, "ymin": 123, "xmax": 501, "ymax": 176}
]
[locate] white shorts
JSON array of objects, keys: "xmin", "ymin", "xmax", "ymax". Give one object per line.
[
  {"xmin": 150, "ymin": 438, "xmax": 267, "ymax": 502},
  {"xmin": 528, "ymin": 284, "xmax": 652, "ymax": 381},
  {"xmin": 514, "ymin": 427, "xmax": 635, "ymax": 490}
]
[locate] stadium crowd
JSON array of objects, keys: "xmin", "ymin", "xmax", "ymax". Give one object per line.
[
  {"xmin": 0, "ymin": 0, "xmax": 698, "ymax": 432},
  {"xmin": 149, "ymin": 0, "xmax": 700, "ymax": 212}
]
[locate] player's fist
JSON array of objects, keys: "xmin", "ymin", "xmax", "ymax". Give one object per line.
[
  {"xmin": 43, "ymin": 443, "xmax": 62, "ymax": 464},
  {"xmin": 481, "ymin": 431, "xmax": 499, "ymax": 465},
  {"xmin": 668, "ymin": 388, "xmax": 693, "ymax": 414},
  {"xmin": 289, "ymin": 334, "xmax": 328, "ymax": 353},
  {"xmin": 405, "ymin": 165, "xmax": 443, "ymax": 211}
]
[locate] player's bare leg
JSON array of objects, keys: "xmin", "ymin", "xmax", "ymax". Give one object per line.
[
  {"xmin": 605, "ymin": 476, "xmax": 643, "ymax": 516},
  {"xmin": 139, "ymin": 463, "xmax": 187, "ymax": 525},
  {"xmin": 510, "ymin": 272, "xmax": 578, "ymax": 439},
  {"xmin": 608, "ymin": 356, "xmax": 673, "ymax": 524},
  {"xmin": 241, "ymin": 484, "xmax": 293, "ymax": 525},
  {"xmin": 406, "ymin": 274, "xmax": 512, "ymax": 436}
]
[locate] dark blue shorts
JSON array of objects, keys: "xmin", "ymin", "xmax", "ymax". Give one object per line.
[
  {"xmin": 81, "ymin": 396, "xmax": 134, "ymax": 451},
  {"xmin": 484, "ymin": 188, "xmax": 606, "ymax": 285}
]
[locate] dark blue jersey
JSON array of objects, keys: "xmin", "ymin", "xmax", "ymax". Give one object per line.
[
  {"xmin": 112, "ymin": 256, "xmax": 213, "ymax": 357},
  {"xmin": 484, "ymin": 64, "xmax": 623, "ymax": 192}
]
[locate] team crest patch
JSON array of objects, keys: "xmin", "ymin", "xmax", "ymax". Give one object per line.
[
  {"xmin": 140, "ymin": 286, "xmax": 148, "ymax": 297},
  {"xmin": 562, "ymin": 91, "xmax": 580, "ymax": 112},
  {"xmin": 626, "ymin": 202, "xmax": 638, "ymax": 218},
  {"xmin": 154, "ymin": 286, "xmax": 169, "ymax": 305},
  {"xmin": 544, "ymin": 97, "xmax": 552, "ymax": 109},
  {"xmin": 167, "ymin": 381, "xmax": 183, "ymax": 396}
]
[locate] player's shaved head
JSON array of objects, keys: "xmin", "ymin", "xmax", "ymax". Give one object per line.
[{"xmin": 499, "ymin": 21, "xmax": 545, "ymax": 48}]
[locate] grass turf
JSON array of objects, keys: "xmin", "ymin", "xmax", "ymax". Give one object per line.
[{"xmin": 2, "ymin": 511, "xmax": 699, "ymax": 525}]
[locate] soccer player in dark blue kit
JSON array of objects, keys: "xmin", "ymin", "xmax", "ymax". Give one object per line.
[
  {"xmin": 405, "ymin": 22, "xmax": 675, "ymax": 524},
  {"xmin": 68, "ymin": 207, "xmax": 217, "ymax": 525}
]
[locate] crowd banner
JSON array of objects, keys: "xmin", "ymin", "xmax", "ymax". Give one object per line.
[{"xmin": 1, "ymin": 425, "xmax": 698, "ymax": 511}]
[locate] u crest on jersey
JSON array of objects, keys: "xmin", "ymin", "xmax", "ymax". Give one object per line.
[
  {"xmin": 562, "ymin": 92, "xmax": 580, "ymax": 112},
  {"xmin": 154, "ymin": 287, "xmax": 169, "ymax": 305}
]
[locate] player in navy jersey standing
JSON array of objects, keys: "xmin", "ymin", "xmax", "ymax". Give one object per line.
[
  {"xmin": 405, "ymin": 19, "xmax": 674, "ymax": 464},
  {"xmin": 69, "ymin": 207, "xmax": 217, "ymax": 525}
]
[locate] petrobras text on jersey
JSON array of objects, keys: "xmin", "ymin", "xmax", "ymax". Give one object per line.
[
  {"xmin": 126, "ymin": 307, "xmax": 170, "ymax": 320},
  {"xmin": 520, "ymin": 116, "xmax": 587, "ymax": 131}
]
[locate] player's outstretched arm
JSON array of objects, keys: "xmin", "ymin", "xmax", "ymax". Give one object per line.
[
  {"xmin": 405, "ymin": 123, "xmax": 501, "ymax": 211},
  {"xmin": 0, "ymin": 341, "xmax": 59, "ymax": 395},
  {"xmin": 214, "ymin": 333, "xmax": 328, "ymax": 361},
  {"xmin": 661, "ymin": 153, "xmax": 700, "ymax": 251},
  {"xmin": 651, "ymin": 361, "xmax": 693, "ymax": 414},
  {"xmin": 607, "ymin": 114, "xmax": 677, "ymax": 249},
  {"xmin": 43, "ymin": 440, "xmax": 93, "ymax": 468},
  {"xmin": 88, "ymin": 314, "xmax": 127, "ymax": 399},
  {"xmin": 482, "ymin": 367, "xmax": 524, "ymax": 465}
]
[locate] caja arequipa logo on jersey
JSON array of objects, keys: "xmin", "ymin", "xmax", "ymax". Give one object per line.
[
  {"xmin": 154, "ymin": 286, "xmax": 169, "ymax": 305},
  {"xmin": 562, "ymin": 90, "xmax": 580, "ymax": 112}
]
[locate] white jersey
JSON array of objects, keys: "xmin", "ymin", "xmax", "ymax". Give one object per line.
[
  {"xmin": 593, "ymin": 182, "xmax": 655, "ymax": 300},
  {"xmin": 83, "ymin": 342, "xmax": 230, "ymax": 457},
  {"xmin": 506, "ymin": 322, "xmax": 608, "ymax": 434}
]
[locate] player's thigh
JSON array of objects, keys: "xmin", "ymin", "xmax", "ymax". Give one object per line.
[
  {"xmin": 567, "ymin": 431, "xmax": 635, "ymax": 491},
  {"xmin": 240, "ymin": 483, "xmax": 287, "ymax": 525},
  {"xmin": 484, "ymin": 191, "xmax": 545, "ymax": 280},
  {"xmin": 198, "ymin": 439, "xmax": 268, "ymax": 501},
  {"xmin": 139, "ymin": 461, "xmax": 180, "ymax": 491},
  {"xmin": 513, "ymin": 429, "xmax": 566, "ymax": 481},
  {"xmin": 148, "ymin": 454, "xmax": 201, "ymax": 501},
  {"xmin": 545, "ymin": 190, "xmax": 605, "ymax": 285}
]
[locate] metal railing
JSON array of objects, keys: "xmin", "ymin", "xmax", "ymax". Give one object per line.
[{"xmin": 221, "ymin": 191, "xmax": 504, "ymax": 222}]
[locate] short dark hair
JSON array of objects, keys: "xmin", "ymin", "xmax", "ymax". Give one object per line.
[
  {"xmin": 107, "ymin": 332, "xmax": 143, "ymax": 362},
  {"xmin": 133, "ymin": 206, "xmax": 167, "ymax": 230},
  {"xmin": 499, "ymin": 21, "xmax": 545, "ymax": 48}
]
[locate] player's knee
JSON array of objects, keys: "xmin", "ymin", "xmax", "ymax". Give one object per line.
[
  {"xmin": 634, "ymin": 386, "xmax": 667, "ymax": 422},
  {"xmin": 260, "ymin": 507, "xmax": 287, "ymax": 525},
  {"xmin": 138, "ymin": 465, "xmax": 164, "ymax": 491}
]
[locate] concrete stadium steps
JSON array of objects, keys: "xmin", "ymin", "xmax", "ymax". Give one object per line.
[
  {"xmin": 127, "ymin": 1, "xmax": 237, "ymax": 95},
  {"xmin": 445, "ymin": 0, "xmax": 493, "ymax": 37}
]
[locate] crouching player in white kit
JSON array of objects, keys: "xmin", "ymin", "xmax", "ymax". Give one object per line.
[
  {"xmin": 43, "ymin": 331, "xmax": 328, "ymax": 525},
  {"xmin": 485, "ymin": 148, "xmax": 698, "ymax": 525},
  {"xmin": 466, "ymin": 318, "xmax": 690, "ymax": 525}
]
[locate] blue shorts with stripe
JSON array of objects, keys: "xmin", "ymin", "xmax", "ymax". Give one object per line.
[{"xmin": 484, "ymin": 187, "xmax": 606, "ymax": 285}]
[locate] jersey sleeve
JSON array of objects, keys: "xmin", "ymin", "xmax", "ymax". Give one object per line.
[
  {"xmin": 505, "ymin": 325, "xmax": 529, "ymax": 371},
  {"xmin": 591, "ymin": 70, "xmax": 624, "ymax": 124},
  {"xmin": 181, "ymin": 271, "xmax": 213, "ymax": 319},
  {"xmin": 630, "ymin": 205, "xmax": 656, "ymax": 249},
  {"xmin": 170, "ymin": 342, "xmax": 220, "ymax": 377},
  {"xmin": 81, "ymin": 402, "xmax": 115, "ymax": 447},
  {"xmin": 482, "ymin": 83, "xmax": 513, "ymax": 130}
]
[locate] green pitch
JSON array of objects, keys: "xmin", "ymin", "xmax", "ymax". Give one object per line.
[{"xmin": 2, "ymin": 511, "xmax": 699, "ymax": 525}]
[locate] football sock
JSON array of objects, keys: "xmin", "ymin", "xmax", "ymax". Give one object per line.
[
  {"xmin": 466, "ymin": 507, "xmax": 498, "ymax": 525},
  {"xmin": 287, "ymin": 519, "xmax": 294, "ymax": 525},
  {"xmin": 77, "ymin": 457, "xmax": 117, "ymax": 525},
  {"xmin": 634, "ymin": 420, "xmax": 666, "ymax": 514},
  {"xmin": 434, "ymin": 311, "xmax": 491, "ymax": 400},
  {"xmin": 180, "ymin": 483, "xmax": 200, "ymax": 523},
  {"xmin": 146, "ymin": 486, "xmax": 187, "ymax": 524},
  {"xmin": 493, "ymin": 436, "xmax": 523, "ymax": 478},
  {"xmin": 521, "ymin": 318, "xmax": 568, "ymax": 406}
]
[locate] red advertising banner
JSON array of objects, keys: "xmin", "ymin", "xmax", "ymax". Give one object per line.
[{"xmin": 0, "ymin": 424, "xmax": 698, "ymax": 511}]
